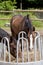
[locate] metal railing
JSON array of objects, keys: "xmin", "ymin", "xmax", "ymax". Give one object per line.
[
  {"xmin": 34, "ymin": 31, "xmax": 41, "ymax": 61},
  {"xmin": 0, "ymin": 31, "xmax": 42, "ymax": 63},
  {"xmin": 17, "ymin": 31, "xmax": 41, "ymax": 63},
  {"xmin": 17, "ymin": 31, "xmax": 29, "ymax": 63},
  {"xmin": 1, "ymin": 37, "xmax": 11, "ymax": 62}
]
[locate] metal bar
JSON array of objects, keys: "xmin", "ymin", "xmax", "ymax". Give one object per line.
[
  {"xmin": 27, "ymin": 39, "xmax": 29, "ymax": 62},
  {"xmin": 1, "ymin": 38, "xmax": 6, "ymax": 62},
  {"xmin": 17, "ymin": 31, "xmax": 29, "ymax": 62},
  {"xmin": 38, "ymin": 36, "xmax": 41, "ymax": 60},
  {"xmin": 18, "ymin": 31, "xmax": 26, "ymax": 39},
  {"xmin": 4, "ymin": 40, "xmax": 6, "ymax": 62},
  {"xmin": 22, "ymin": 33, "xmax": 24, "ymax": 62},
  {"xmin": 40, "ymin": 36, "xmax": 43, "ymax": 60},
  {"xmin": 17, "ymin": 40, "xmax": 19, "ymax": 63},
  {"xmin": 1, "ymin": 37, "xmax": 11, "ymax": 62},
  {"xmin": 34, "ymin": 31, "xmax": 41, "ymax": 61},
  {"xmin": 34, "ymin": 38, "xmax": 37, "ymax": 61}
]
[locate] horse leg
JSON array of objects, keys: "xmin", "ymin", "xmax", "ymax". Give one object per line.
[{"xmin": 10, "ymin": 37, "xmax": 17, "ymax": 58}]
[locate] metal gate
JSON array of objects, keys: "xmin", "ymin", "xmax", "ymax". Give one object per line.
[
  {"xmin": 17, "ymin": 31, "xmax": 42, "ymax": 63},
  {"xmin": 0, "ymin": 31, "xmax": 43, "ymax": 65},
  {"xmin": 0, "ymin": 37, "xmax": 11, "ymax": 62}
]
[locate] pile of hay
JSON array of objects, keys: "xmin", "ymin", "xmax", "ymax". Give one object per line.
[{"xmin": 5, "ymin": 50, "xmax": 40, "ymax": 62}]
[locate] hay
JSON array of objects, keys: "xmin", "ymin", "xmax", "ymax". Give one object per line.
[
  {"xmin": 0, "ymin": 50, "xmax": 40, "ymax": 62},
  {"xmin": 5, "ymin": 50, "xmax": 40, "ymax": 62},
  {"xmin": 6, "ymin": 51, "xmax": 15, "ymax": 62}
]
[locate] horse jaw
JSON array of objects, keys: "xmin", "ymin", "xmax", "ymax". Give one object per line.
[{"xmin": 30, "ymin": 34, "xmax": 33, "ymax": 50}]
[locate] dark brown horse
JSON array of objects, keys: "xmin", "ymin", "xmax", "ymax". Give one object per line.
[
  {"xmin": 0, "ymin": 28, "xmax": 11, "ymax": 42},
  {"xmin": 10, "ymin": 14, "xmax": 34, "ymax": 57}
]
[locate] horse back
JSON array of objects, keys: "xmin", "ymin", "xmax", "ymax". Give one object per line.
[{"xmin": 10, "ymin": 15, "xmax": 24, "ymax": 37}]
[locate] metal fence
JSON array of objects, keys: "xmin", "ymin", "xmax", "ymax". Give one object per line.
[{"xmin": 0, "ymin": 31, "xmax": 43, "ymax": 65}]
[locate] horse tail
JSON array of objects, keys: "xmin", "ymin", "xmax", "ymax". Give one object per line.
[{"xmin": 10, "ymin": 16, "xmax": 14, "ymax": 36}]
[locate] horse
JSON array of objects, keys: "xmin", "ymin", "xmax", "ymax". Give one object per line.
[
  {"xmin": 10, "ymin": 14, "xmax": 35, "ymax": 57},
  {"xmin": 0, "ymin": 28, "xmax": 12, "ymax": 45}
]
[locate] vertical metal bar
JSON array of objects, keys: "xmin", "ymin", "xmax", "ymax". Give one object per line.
[
  {"xmin": 1, "ymin": 37, "xmax": 11, "ymax": 62},
  {"xmin": 1, "ymin": 39, "xmax": 6, "ymax": 62},
  {"xmin": 40, "ymin": 36, "xmax": 43, "ymax": 60},
  {"xmin": 34, "ymin": 38, "xmax": 37, "ymax": 61},
  {"xmin": 38, "ymin": 37, "xmax": 41, "ymax": 60},
  {"xmin": 4, "ymin": 40, "xmax": 6, "ymax": 62},
  {"xmin": 17, "ymin": 40, "xmax": 19, "ymax": 63},
  {"xmin": 34, "ymin": 32, "xmax": 41, "ymax": 61},
  {"xmin": 27, "ymin": 40, "xmax": 29, "ymax": 62},
  {"xmin": 7, "ymin": 38, "xmax": 11, "ymax": 62},
  {"xmin": 22, "ymin": 33, "xmax": 24, "ymax": 62},
  {"xmin": 18, "ymin": 31, "xmax": 29, "ymax": 62},
  {"xmin": 4, "ymin": 37, "xmax": 11, "ymax": 62}
]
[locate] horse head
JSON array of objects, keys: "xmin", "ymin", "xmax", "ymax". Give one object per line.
[
  {"xmin": 24, "ymin": 14, "xmax": 32, "ymax": 33},
  {"xmin": 24, "ymin": 14, "xmax": 35, "ymax": 50}
]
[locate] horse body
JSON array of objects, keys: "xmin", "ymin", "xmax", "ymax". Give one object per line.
[
  {"xmin": 10, "ymin": 14, "xmax": 34, "ymax": 57},
  {"xmin": 10, "ymin": 15, "xmax": 23, "ymax": 37}
]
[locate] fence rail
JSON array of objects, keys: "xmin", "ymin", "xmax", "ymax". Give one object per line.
[
  {"xmin": 0, "ymin": 18, "xmax": 43, "ymax": 21},
  {"xmin": 0, "ymin": 10, "xmax": 43, "ymax": 12},
  {"xmin": 0, "ymin": 10, "xmax": 43, "ymax": 21}
]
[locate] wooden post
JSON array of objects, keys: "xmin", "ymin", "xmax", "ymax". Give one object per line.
[{"xmin": 20, "ymin": 0, "xmax": 22, "ymax": 9}]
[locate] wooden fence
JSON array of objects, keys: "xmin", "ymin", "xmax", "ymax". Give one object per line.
[
  {"xmin": 0, "ymin": 10, "xmax": 43, "ymax": 12},
  {"xmin": 0, "ymin": 10, "xmax": 43, "ymax": 21}
]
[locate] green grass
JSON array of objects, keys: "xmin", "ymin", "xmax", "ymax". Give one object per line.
[
  {"xmin": 32, "ymin": 21, "xmax": 43, "ymax": 27},
  {"xmin": 0, "ymin": 14, "xmax": 13, "ymax": 18},
  {"xmin": 0, "ymin": 20, "xmax": 10, "ymax": 30},
  {"xmin": 0, "ymin": 14, "xmax": 12, "ymax": 29},
  {"xmin": 32, "ymin": 20, "xmax": 43, "ymax": 30}
]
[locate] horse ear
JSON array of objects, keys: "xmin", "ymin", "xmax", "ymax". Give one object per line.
[{"xmin": 27, "ymin": 14, "xmax": 29, "ymax": 19}]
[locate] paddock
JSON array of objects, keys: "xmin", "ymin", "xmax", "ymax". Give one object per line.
[{"xmin": 0, "ymin": 31, "xmax": 43, "ymax": 65}]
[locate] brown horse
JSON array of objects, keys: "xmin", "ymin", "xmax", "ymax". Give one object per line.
[{"xmin": 10, "ymin": 14, "xmax": 34, "ymax": 57}]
